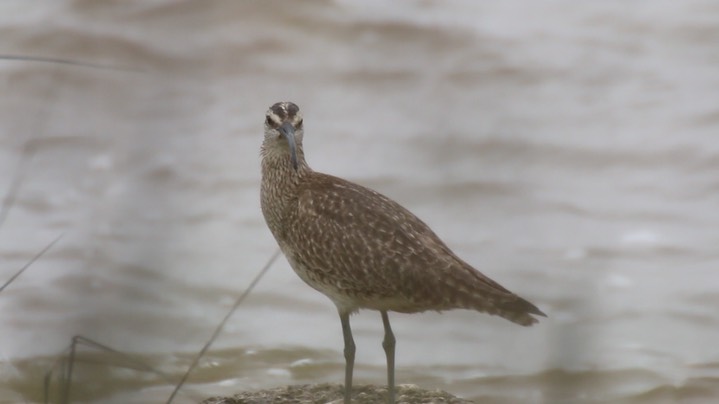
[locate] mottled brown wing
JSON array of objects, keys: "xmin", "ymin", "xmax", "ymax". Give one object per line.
[{"xmin": 290, "ymin": 172, "xmax": 544, "ymax": 323}]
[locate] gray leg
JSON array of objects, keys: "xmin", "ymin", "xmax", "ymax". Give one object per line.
[
  {"xmin": 381, "ymin": 310, "xmax": 396, "ymax": 404},
  {"xmin": 340, "ymin": 311, "xmax": 355, "ymax": 404}
]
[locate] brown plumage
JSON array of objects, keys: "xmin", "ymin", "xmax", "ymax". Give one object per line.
[{"xmin": 260, "ymin": 101, "xmax": 545, "ymax": 404}]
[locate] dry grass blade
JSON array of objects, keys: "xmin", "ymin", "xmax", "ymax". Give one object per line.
[
  {"xmin": 0, "ymin": 139, "xmax": 37, "ymax": 230},
  {"xmin": 0, "ymin": 233, "xmax": 64, "ymax": 294},
  {"xmin": 43, "ymin": 335, "xmax": 195, "ymax": 404},
  {"xmin": 165, "ymin": 249, "xmax": 281, "ymax": 404},
  {"xmin": 0, "ymin": 54, "xmax": 143, "ymax": 72}
]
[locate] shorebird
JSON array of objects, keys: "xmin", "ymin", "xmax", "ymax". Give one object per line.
[{"xmin": 260, "ymin": 101, "xmax": 546, "ymax": 404}]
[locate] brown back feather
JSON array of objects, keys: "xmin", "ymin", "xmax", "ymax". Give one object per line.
[{"xmin": 284, "ymin": 172, "xmax": 545, "ymax": 325}]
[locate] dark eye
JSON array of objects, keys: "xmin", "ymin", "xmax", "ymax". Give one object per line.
[
  {"xmin": 296, "ymin": 119, "xmax": 303, "ymax": 128},
  {"xmin": 265, "ymin": 116, "xmax": 273, "ymax": 126}
]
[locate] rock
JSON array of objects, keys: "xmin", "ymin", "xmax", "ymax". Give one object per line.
[{"xmin": 201, "ymin": 383, "xmax": 474, "ymax": 404}]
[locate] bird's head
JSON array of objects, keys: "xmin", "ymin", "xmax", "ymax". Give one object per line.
[{"xmin": 264, "ymin": 101, "xmax": 304, "ymax": 170}]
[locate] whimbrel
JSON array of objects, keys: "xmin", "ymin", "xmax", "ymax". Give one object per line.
[{"xmin": 260, "ymin": 102, "xmax": 546, "ymax": 404}]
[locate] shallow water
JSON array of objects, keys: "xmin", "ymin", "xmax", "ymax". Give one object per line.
[{"xmin": 1, "ymin": 0, "xmax": 718, "ymax": 403}]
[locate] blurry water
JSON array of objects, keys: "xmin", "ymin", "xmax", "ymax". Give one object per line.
[{"xmin": 1, "ymin": 0, "xmax": 718, "ymax": 403}]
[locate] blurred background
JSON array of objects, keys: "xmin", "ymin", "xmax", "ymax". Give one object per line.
[{"xmin": 1, "ymin": 0, "xmax": 718, "ymax": 403}]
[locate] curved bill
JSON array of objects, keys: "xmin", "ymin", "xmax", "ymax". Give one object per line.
[{"xmin": 278, "ymin": 122, "xmax": 298, "ymax": 170}]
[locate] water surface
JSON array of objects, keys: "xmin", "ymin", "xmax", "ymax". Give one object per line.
[{"xmin": 1, "ymin": 1, "xmax": 718, "ymax": 403}]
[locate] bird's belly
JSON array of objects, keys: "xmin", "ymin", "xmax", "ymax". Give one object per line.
[
  {"xmin": 281, "ymin": 252, "xmax": 431, "ymax": 314},
  {"xmin": 285, "ymin": 259, "xmax": 360, "ymax": 312}
]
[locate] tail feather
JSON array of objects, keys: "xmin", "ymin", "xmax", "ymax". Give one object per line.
[
  {"xmin": 495, "ymin": 295, "xmax": 546, "ymax": 326},
  {"xmin": 435, "ymin": 259, "xmax": 546, "ymax": 326},
  {"xmin": 447, "ymin": 288, "xmax": 546, "ymax": 326}
]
